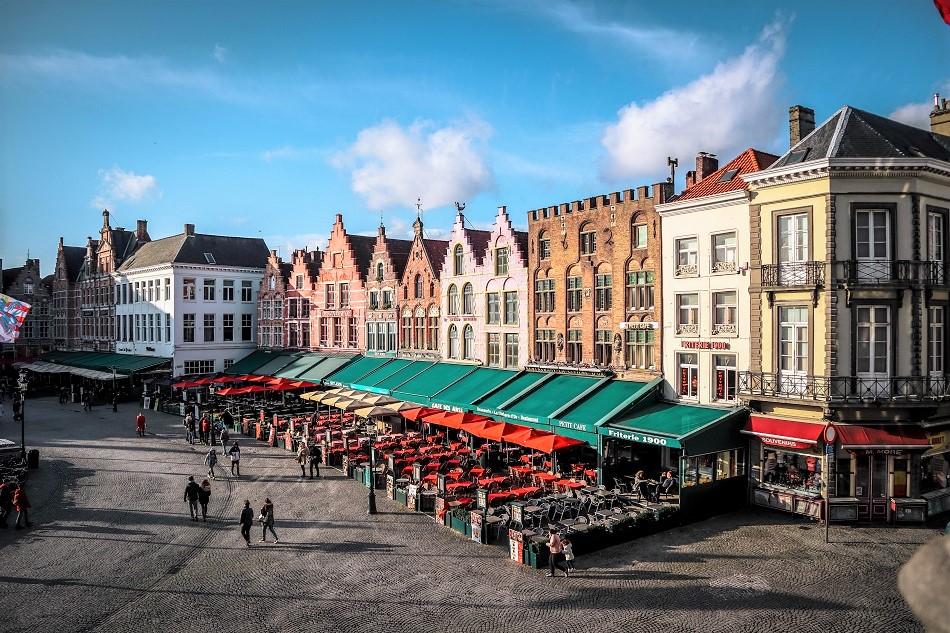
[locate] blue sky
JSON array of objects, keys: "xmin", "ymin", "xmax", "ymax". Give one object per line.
[{"xmin": 1, "ymin": 1, "xmax": 948, "ymax": 275}]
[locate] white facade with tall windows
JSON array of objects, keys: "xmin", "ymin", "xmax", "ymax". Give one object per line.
[{"xmin": 114, "ymin": 225, "xmax": 268, "ymax": 376}]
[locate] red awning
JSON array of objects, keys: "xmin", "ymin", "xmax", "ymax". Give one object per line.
[
  {"xmin": 479, "ymin": 422, "xmax": 525, "ymax": 442},
  {"xmin": 401, "ymin": 407, "xmax": 442, "ymax": 421},
  {"xmin": 835, "ymin": 424, "xmax": 931, "ymax": 450},
  {"xmin": 741, "ymin": 414, "xmax": 827, "ymax": 450},
  {"xmin": 425, "ymin": 411, "xmax": 491, "ymax": 430},
  {"xmin": 522, "ymin": 434, "xmax": 585, "ymax": 454},
  {"xmin": 210, "ymin": 376, "xmax": 241, "ymax": 384}
]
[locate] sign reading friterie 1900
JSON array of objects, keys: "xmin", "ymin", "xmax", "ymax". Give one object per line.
[{"xmin": 604, "ymin": 427, "xmax": 681, "ymax": 448}]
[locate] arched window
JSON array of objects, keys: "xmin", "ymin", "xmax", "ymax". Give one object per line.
[
  {"xmin": 448, "ymin": 325, "xmax": 459, "ymax": 358},
  {"xmin": 376, "ymin": 262, "xmax": 384, "ymax": 282},
  {"xmin": 428, "ymin": 305, "xmax": 439, "ymax": 351},
  {"xmin": 463, "ymin": 324, "xmax": 474, "ymax": 360},
  {"xmin": 414, "ymin": 307, "xmax": 425, "ymax": 350},
  {"xmin": 579, "ymin": 222, "xmax": 596, "ymax": 256},
  {"xmin": 538, "ymin": 231, "xmax": 551, "ymax": 263},
  {"xmin": 402, "ymin": 309, "xmax": 412, "ymax": 349},
  {"xmin": 454, "ymin": 244, "xmax": 464, "ymax": 275},
  {"xmin": 462, "ymin": 283, "xmax": 474, "ymax": 315},
  {"xmin": 414, "ymin": 274, "xmax": 423, "ymax": 299},
  {"xmin": 447, "ymin": 284, "xmax": 459, "ymax": 315}
]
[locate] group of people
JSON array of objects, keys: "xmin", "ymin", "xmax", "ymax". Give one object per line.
[
  {"xmin": 183, "ymin": 475, "xmax": 279, "ymax": 546},
  {"xmin": 183, "ymin": 410, "xmax": 232, "ymax": 447},
  {"xmin": 295, "ymin": 441, "xmax": 322, "ymax": 479},
  {"xmin": 0, "ymin": 480, "xmax": 31, "ymax": 530},
  {"xmin": 546, "ymin": 527, "xmax": 576, "ymax": 577},
  {"xmin": 203, "ymin": 441, "xmax": 241, "ymax": 480},
  {"xmin": 632, "ymin": 470, "xmax": 676, "ymax": 503}
]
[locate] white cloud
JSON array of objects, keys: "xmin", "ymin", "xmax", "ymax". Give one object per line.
[
  {"xmin": 91, "ymin": 166, "xmax": 160, "ymax": 208},
  {"xmin": 332, "ymin": 117, "xmax": 494, "ymax": 211},
  {"xmin": 889, "ymin": 82, "xmax": 948, "ymax": 129},
  {"xmin": 601, "ymin": 18, "xmax": 788, "ymax": 181},
  {"xmin": 212, "ymin": 44, "xmax": 228, "ymax": 63}
]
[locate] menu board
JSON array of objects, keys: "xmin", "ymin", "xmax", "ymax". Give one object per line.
[
  {"xmin": 476, "ymin": 488, "xmax": 488, "ymax": 510},
  {"xmin": 386, "ymin": 474, "xmax": 395, "ymax": 500},
  {"xmin": 407, "ymin": 484, "xmax": 419, "ymax": 509},
  {"xmin": 471, "ymin": 512, "xmax": 483, "ymax": 543},
  {"xmin": 508, "ymin": 529, "xmax": 524, "ymax": 563}
]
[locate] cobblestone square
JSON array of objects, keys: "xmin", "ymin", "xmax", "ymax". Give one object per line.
[{"xmin": 0, "ymin": 399, "xmax": 938, "ymax": 633}]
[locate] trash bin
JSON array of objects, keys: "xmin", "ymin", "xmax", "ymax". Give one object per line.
[{"xmin": 27, "ymin": 449, "xmax": 39, "ymax": 469}]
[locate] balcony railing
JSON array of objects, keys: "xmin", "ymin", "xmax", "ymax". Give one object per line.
[
  {"xmin": 675, "ymin": 264, "xmax": 698, "ymax": 278},
  {"xmin": 761, "ymin": 261, "xmax": 825, "ymax": 288},
  {"xmin": 739, "ymin": 371, "xmax": 950, "ymax": 402},
  {"xmin": 833, "ymin": 260, "xmax": 946, "ymax": 286}
]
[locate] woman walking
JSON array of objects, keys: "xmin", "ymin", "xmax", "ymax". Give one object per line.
[
  {"xmin": 228, "ymin": 441, "xmax": 241, "ymax": 477},
  {"xmin": 259, "ymin": 498, "xmax": 278, "ymax": 543},
  {"xmin": 12, "ymin": 483, "xmax": 32, "ymax": 530},
  {"xmin": 205, "ymin": 448, "xmax": 218, "ymax": 480},
  {"xmin": 198, "ymin": 479, "xmax": 212, "ymax": 522},
  {"xmin": 296, "ymin": 442, "xmax": 309, "ymax": 479}
]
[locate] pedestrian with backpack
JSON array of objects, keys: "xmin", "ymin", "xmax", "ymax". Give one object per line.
[
  {"xmin": 308, "ymin": 443, "xmax": 321, "ymax": 479},
  {"xmin": 197, "ymin": 479, "xmax": 212, "ymax": 522}
]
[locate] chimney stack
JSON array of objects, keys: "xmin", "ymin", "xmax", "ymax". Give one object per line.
[
  {"xmin": 136, "ymin": 219, "xmax": 148, "ymax": 239},
  {"xmin": 931, "ymin": 93, "xmax": 950, "ymax": 136},
  {"xmin": 695, "ymin": 152, "xmax": 718, "ymax": 182},
  {"xmin": 685, "ymin": 170, "xmax": 697, "ymax": 189},
  {"xmin": 184, "ymin": 223, "xmax": 195, "ymax": 236},
  {"xmin": 789, "ymin": 105, "xmax": 815, "ymax": 146}
]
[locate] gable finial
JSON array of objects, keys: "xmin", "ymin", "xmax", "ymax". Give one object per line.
[{"xmin": 415, "ymin": 197, "xmax": 423, "ymax": 221}]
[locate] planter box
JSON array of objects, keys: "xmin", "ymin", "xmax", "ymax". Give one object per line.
[
  {"xmin": 395, "ymin": 488, "xmax": 408, "ymax": 506},
  {"xmin": 525, "ymin": 544, "xmax": 549, "ymax": 569},
  {"xmin": 449, "ymin": 514, "xmax": 471, "ymax": 536}
]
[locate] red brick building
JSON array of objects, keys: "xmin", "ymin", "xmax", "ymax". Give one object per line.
[
  {"xmin": 1, "ymin": 259, "xmax": 54, "ymax": 363},
  {"xmin": 398, "ymin": 217, "xmax": 448, "ymax": 358},
  {"xmin": 365, "ymin": 224, "xmax": 412, "ymax": 356},
  {"xmin": 286, "ymin": 248, "xmax": 320, "ymax": 350},
  {"xmin": 257, "ymin": 250, "xmax": 291, "ymax": 349},
  {"xmin": 311, "ymin": 214, "xmax": 374, "ymax": 352},
  {"xmin": 526, "ymin": 183, "xmax": 670, "ymax": 380},
  {"xmin": 52, "ymin": 237, "xmax": 85, "ymax": 350}
]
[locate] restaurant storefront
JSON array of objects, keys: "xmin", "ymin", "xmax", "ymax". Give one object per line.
[{"xmin": 921, "ymin": 428, "xmax": 950, "ymax": 516}]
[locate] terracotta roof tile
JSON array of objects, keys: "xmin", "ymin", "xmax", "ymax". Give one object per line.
[{"xmin": 675, "ymin": 148, "xmax": 779, "ymax": 201}]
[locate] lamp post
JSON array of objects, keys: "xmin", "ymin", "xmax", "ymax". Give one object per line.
[
  {"xmin": 367, "ymin": 420, "xmax": 377, "ymax": 515},
  {"xmin": 16, "ymin": 369, "xmax": 27, "ymax": 460}
]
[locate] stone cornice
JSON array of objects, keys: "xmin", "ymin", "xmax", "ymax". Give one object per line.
[{"xmin": 745, "ymin": 158, "xmax": 950, "ymax": 187}]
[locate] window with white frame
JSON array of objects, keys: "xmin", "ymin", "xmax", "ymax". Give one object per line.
[
  {"xmin": 928, "ymin": 210, "xmax": 946, "ymax": 284},
  {"xmin": 183, "ymin": 278, "xmax": 196, "ymax": 301},
  {"xmin": 678, "ymin": 352, "xmax": 699, "ymax": 399},
  {"xmin": 632, "ymin": 223, "xmax": 648, "ymax": 249},
  {"xmin": 241, "ymin": 313, "xmax": 252, "ymax": 341},
  {"xmin": 580, "ymin": 229, "xmax": 596, "ymax": 255},
  {"xmin": 415, "ymin": 308, "xmax": 425, "ymax": 348},
  {"xmin": 676, "ymin": 293, "xmax": 699, "ymax": 335},
  {"xmin": 712, "ymin": 232, "xmax": 737, "ymax": 272},
  {"xmin": 487, "ymin": 333, "xmax": 501, "ymax": 367},
  {"xmin": 223, "ymin": 313, "xmax": 234, "ymax": 341},
  {"xmin": 625, "ymin": 329, "xmax": 654, "ymax": 369},
  {"xmin": 448, "ymin": 324, "xmax": 459, "ymax": 358},
  {"xmin": 462, "ymin": 283, "xmax": 474, "ymax": 315},
  {"xmin": 402, "ymin": 311, "xmax": 412, "ymax": 348},
  {"xmin": 462, "ymin": 325, "xmax": 474, "ymax": 360},
  {"xmin": 241, "ymin": 281, "xmax": 253, "ymax": 302},
  {"xmin": 778, "ymin": 306, "xmax": 808, "ymax": 380},
  {"xmin": 504, "ymin": 291, "xmax": 518, "ymax": 324},
  {"xmin": 538, "ymin": 234, "xmax": 551, "ymax": 261},
  {"xmin": 595, "ymin": 329, "xmax": 612, "ymax": 366},
  {"xmin": 595, "ymin": 274, "xmax": 612, "ymax": 312},
  {"xmin": 495, "ymin": 247, "xmax": 509, "ymax": 276},
  {"xmin": 930, "ymin": 306, "xmax": 945, "ymax": 377},
  {"xmin": 454, "ymin": 245, "xmax": 464, "ymax": 275},
  {"xmin": 487, "ymin": 292, "xmax": 500, "ymax": 324},
  {"xmin": 165, "ymin": 315, "xmax": 171, "ymax": 342},
  {"xmin": 222, "ymin": 279, "xmax": 233, "ymax": 301},
  {"xmin": 325, "ymin": 283, "xmax": 335, "ymax": 308},
  {"xmin": 535, "ymin": 279, "xmax": 555, "ymax": 313},
  {"xmin": 505, "ymin": 333, "xmax": 518, "ymax": 368},
  {"xmin": 566, "ymin": 329, "xmax": 582, "ymax": 363},
  {"xmin": 712, "ymin": 291, "xmax": 737, "ymax": 335},
  {"xmin": 204, "ymin": 313, "xmax": 215, "ymax": 342},
  {"xmin": 626, "ymin": 271, "xmax": 654, "ymax": 311},
  {"xmin": 183, "ymin": 313, "xmax": 195, "ymax": 342},
  {"xmin": 428, "ymin": 313, "xmax": 437, "ymax": 350},
  {"xmin": 675, "ymin": 238, "xmax": 698, "ymax": 277},
  {"xmin": 713, "ymin": 354, "xmax": 738, "ymax": 402},
  {"xmin": 203, "ymin": 279, "xmax": 215, "ymax": 301},
  {"xmin": 339, "ymin": 283, "xmax": 349, "ymax": 307},
  {"xmin": 856, "ymin": 306, "xmax": 890, "ymax": 377},
  {"xmin": 164, "ymin": 278, "xmax": 172, "ymax": 301},
  {"xmin": 184, "ymin": 360, "xmax": 215, "ymax": 375},
  {"xmin": 567, "ymin": 276, "xmax": 582, "ymax": 313},
  {"xmin": 447, "ymin": 285, "xmax": 459, "ymax": 315},
  {"xmin": 535, "ymin": 329, "xmax": 556, "ymax": 362}
]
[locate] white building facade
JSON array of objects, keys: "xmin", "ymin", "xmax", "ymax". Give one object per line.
[{"xmin": 114, "ymin": 225, "xmax": 268, "ymax": 376}]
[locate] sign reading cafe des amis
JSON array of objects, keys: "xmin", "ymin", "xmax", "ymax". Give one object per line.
[{"xmin": 604, "ymin": 427, "xmax": 681, "ymax": 448}]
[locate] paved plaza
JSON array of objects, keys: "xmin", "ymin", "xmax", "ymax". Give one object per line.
[{"xmin": 0, "ymin": 398, "xmax": 939, "ymax": 633}]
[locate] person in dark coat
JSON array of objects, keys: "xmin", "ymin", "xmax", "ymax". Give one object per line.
[
  {"xmin": 259, "ymin": 498, "xmax": 278, "ymax": 543},
  {"xmin": 0, "ymin": 482, "xmax": 12, "ymax": 528},
  {"xmin": 239, "ymin": 500, "xmax": 254, "ymax": 546},
  {"xmin": 308, "ymin": 443, "xmax": 321, "ymax": 479},
  {"xmin": 183, "ymin": 476, "xmax": 201, "ymax": 521},
  {"xmin": 198, "ymin": 479, "xmax": 211, "ymax": 522}
]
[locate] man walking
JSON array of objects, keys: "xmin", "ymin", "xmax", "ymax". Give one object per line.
[
  {"xmin": 135, "ymin": 411, "xmax": 146, "ymax": 437},
  {"xmin": 228, "ymin": 441, "xmax": 241, "ymax": 477},
  {"xmin": 309, "ymin": 442, "xmax": 321, "ymax": 479},
  {"xmin": 220, "ymin": 425, "xmax": 230, "ymax": 450},
  {"xmin": 183, "ymin": 476, "xmax": 200, "ymax": 521},
  {"xmin": 184, "ymin": 412, "xmax": 196, "ymax": 444},
  {"xmin": 296, "ymin": 442, "xmax": 309, "ymax": 479},
  {"xmin": 239, "ymin": 500, "xmax": 254, "ymax": 546},
  {"xmin": 205, "ymin": 447, "xmax": 218, "ymax": 480},
  {"xmin": 12, "ymin": 483, "xmax": 32, "ymax": 530},
  {"xmin": 259, "ymin": 498, "xmax": 278, "ymax": 543},
  {"xmin": 112, "ymin": 393, "xmax": 118, "ymax": 413},
  {"xmin": 199, "ymin": 415, "xmax": 210, "ymax": 445}
]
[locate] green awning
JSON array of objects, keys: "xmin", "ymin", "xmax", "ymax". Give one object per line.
[
  {"xmin": 323, "ymin": 355, "xmax": 393, "ymax": 387},
  {"xmin": 250, "ymin": 353, "xmax": 300, "ymax": 376},
  {"xmin": 391, "ymin": 362, "xmax": 478, "ymax": 403},
  {"xmin": 293, "ymin": 356, "xmax": 357, "ymax": 384},
  {"xmin": 500, "ymin": 374, "xmax": 599, "ymax": 425},
  {"xmin": 349, "ymin": 358, "xmax": 414, "ymax": 391},
  {"xmin": 223, "ymin": 349, "xmax": 279, "ymax": 375},
  {"xmin": 273, "ymin": 354, "xmax": 324, "ymax": 378},
  {"xmin": 600, "ymin": 402, "xmax": 740, "ymax": 451},
  {"xmin": 358, "ymin": 360, "xmax": 435, "ymax": 394},
  {"xmin": 474, "ymin": 372, "xmax": 548, "ymax": 418},
  {"xmin": 39, "ymin": 351, "xmax": 170, "ymax": 374},
  {"xmin": 432, "ymin": 367, "xmax": 518, "ymax": 411},
  {"xmin": 553, "ymin": 379, "xmax": 651, "ymax": 433}
]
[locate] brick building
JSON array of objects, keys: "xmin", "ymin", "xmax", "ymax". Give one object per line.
[
  {"xmin": 398, "ymin": 217, "xmax": 448, "ymax": 358},
  {"xmin": 365, "ymin": 224, "xmax": 412, "ymax": 356},
  {"xmin": 526, "ymin": 183, "xmax": 670, "ymax": 379},
  {"xmin": 1, "ymin": 258, "xmax": 54, "ymax": 363},
  {"xmin": 312, "ymin": 214, "xmax": 374, "ymax": 352},
  {"xmin": 286, "ymin": 248, "xmax": 320, "ymax": 350},
  {"xmin": 257, "ymin": 250, "xmax": 292, "ymax": 349},
  {"xmin": 78, "ymin": 210, "xmax": 150, "ymax": 351},
  {"xmin": 52, "ymin": 237, "xmax": 86, "ymax": 350}
]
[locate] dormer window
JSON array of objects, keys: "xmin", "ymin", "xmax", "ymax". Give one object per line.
[
  {"xmin": 454, "ymin": 244, "xmax": 464, "ymax": 275},
  {"xmin": 203, "ymin": 252, "xmax": 216, "ymax": 264}
]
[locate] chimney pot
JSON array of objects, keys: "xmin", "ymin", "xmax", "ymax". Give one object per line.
[
  {"xmin": 136, "ymin": 219, "xmax": 148, "ymax": 238},
  {"xmin": 686, "ymin": 170, "xmax": 697, "ymax": 189},
  {"xmin": 789, "ymin": 105, "xmax": 816, "ymax": 147},
  {"xmin": 695, "ymin": 153, "xmax": 719, "ymax": 182},
  {"xmin": 184, "ymin": 223, "xmax": 195, "ymax": 236}
]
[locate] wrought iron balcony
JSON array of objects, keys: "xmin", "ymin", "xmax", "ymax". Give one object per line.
[
  {"xmin": 676, "ymin": 323, "xmax": 699, "ymax": 336},
  {"xmin": 833, "ymin": 260, "xmax": 946, "ymax": 286},
  {"xmin": 761, "ymin": 261, "xmax": 826, "ymax": 288},
  {"xmin": 711, "ymin": 323, "xmax": 737, "ymax": 336},
  {"xmin": 675, "ymin": 264, "xmax": 698, "ymax": 278},
  {"xmin": 739, "ymin": 371, "xmax": 950, "ymax": 402}
]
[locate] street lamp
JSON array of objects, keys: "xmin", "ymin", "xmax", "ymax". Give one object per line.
[
  {"xmin": 15, "ymin": 369, "xmax": 27, "ymax": 460},
  {"xmin": 366, "ymin": 420, "xmax": 377, "ymax": 515}
]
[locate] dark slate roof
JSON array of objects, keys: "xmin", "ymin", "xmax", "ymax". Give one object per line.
[
  {"xmin": 2, "ymin": 266, "xmax": 24, "ymax": 294},
  {"xmin": 676, "ymin": 148, "xmax": 779, "ymax": 201},
  {"xmin": 467, "ymin": 229, "xmax": 492, "ymax": 264},
  {"xmin": 423, "ymin": 238, "xmax": 449, "ymax": 275},
  {"xmin": 278, "ymin": 262, "xmax": 293, "ymax": 282},
  {"xmin": 61, "ymin": 246, "xmax": 86, "ymax": 282},
  {"xmin": 41, "ymin": 274, "xmax": 54, "ymax": 291},
  {"xmin": 118, "ymin": 232, "xmax": 270, "ymax": 271},
  {"xmin": 385, "ymin": 237, "xmax": 414, "ymax": 279},
  {"xmin": 111, "ymin": 229, "xmax": 136, "ymax": 262},
  {"xmin": 513, "ymin": 230, "xmax": 529, "ymax": 267},
  {"xmin": 771, "ymin": 106, "xmax": 950, "ymax": 169},
  {"xmin": 346, "ymin": 234, "xmax": 378, "ymax": 279}
]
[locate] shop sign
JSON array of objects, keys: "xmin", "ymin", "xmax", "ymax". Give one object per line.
[
  {"xmin": 857, "ymin": 449, "xmax": 907, "ymax": 456},
  {"xmin": 929, "ymin": 432, "xmax": 947, "ymax": 451},
  {"xmin": 470, "ymin": 512, "xmax": 483, "ymax": 543},
  {"xmin": 476, "ymin": 488, "xmax": 488, "ymax": 509},
  {"xmin": 556, "ymin": 419, "xmax": 594, "ymax": 433},
  {"xmin": 508, "ymin": 529, "xmax": 524, "ymax": 563},
  {"xmin": 386, "ymin": 474, "xmax": 395, "ymax": 500},
  {"xmin": 681, "ymin": 340, "xmax": 730, "ymax": 350},
  {"xmin": 407, "ymin": 484, "xmax": 419, "ymax": 509},
  {"xmin": 474, "ymin": 407, "xmax": 543, "ymax": 425},
  {"xmin": 621, "ymin": 321, "xmax": 659, "ymax": 330},
  {"xmin": 604, "ymin": 427, "xmax": 681, "ymax": 448},
  {"xmin": 760, "ymin": 435, "xmax": 814, "ymax": 450}
]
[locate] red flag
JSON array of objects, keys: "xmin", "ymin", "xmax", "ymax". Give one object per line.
[{"xmin": 936, "ymin": 0, "xmax": 950, "ymax": 25}]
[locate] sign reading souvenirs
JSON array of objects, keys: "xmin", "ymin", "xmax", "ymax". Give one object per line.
[
  {"xmin": 681, "ymin": 340, "xmax": 730, "ymax": 350},
  {"xmin": 760, "ymin": 436, "xmax": 814, "ymax": 450},
  {"xmin": 603, "ymin": 427, "xmax": 681, "ymax": 448}
]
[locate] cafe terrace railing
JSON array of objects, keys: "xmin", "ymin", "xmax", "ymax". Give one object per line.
[{"xmin": 738, "ymin": 371, "xmax": 950, "ymax": 402}]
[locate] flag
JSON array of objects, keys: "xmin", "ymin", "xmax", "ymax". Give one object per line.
[
  {"xmin": 0, "ymin": 293, "xmax": 31, "ymax": 343},
  {"xmin": 936, "ymin": 0, "xmax": 950, "ymax": 25}
]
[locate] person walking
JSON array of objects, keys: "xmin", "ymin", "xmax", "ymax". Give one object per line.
[
  {"xmin": 185, "ymin": 413, "xmax": 196, "ymax": 445},
  {"xmin": 547, "ymin": 527, "xmax": 569, "ymax": 577},
  {"xmin": 228, "ymin": 441, "xmax": 241, "ymax": 477},
  {"xmin": 199, "ymin": 415, "xmax": 211, "ymax": 445},
  {"xmin": 562, "ymin": 536, "xmax": 576, "ymax": 575},
  {"xmin": 205, "ymin": 448, "xmax": 219, "ymax": 480},
  {"xmin": 239, "ymin": 500, "xmax": 254, "ymax": 546},
  {"xmin": 259, "ymin": 498, "xmax": 278, "ymax": 543},
  {"xmin": 12, "ymin": 484, "xmax": 32, "ymax": 530},
  {"xmin": 220, "ymin": 425, "xmax": 230, "ymax": 450},
  {"xmin": 198, "ymin": 479, "xmax": 211, "ymax": 522},
  {"xmin": 0, "ymin": 481, "xmax": 12, "ymax": 528},
  {"xmin": 112, "ymin": 393, "xmax": 118, "ymax": 413},
  {"xmin": 183, "ymin": 476, "xmax": 201, "ymax": 521},
  {"xmin": 135, "ymin": 411, "xmax": 146, "ymax": 437},
  {"xmin": 296, "ymin": 442, "xmax": 309, "ymax": 479},
  {"xmin": 308, "ymin": 443, "xmax": 321, "ymax": 479}
]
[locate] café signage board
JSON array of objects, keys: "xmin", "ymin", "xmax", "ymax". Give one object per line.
[{"xmin": 603, "ymin": 427, "xmax": 681, "ymax": 448}]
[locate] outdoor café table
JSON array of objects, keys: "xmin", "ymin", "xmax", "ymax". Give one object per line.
[
  {"xmin": 510, "ymin": 486, "xmax": 541, "ymax": 499},
  {"xmin": 450, "ymin": 441, "xmax": 463, "ymax": 450},
  {"xmin": 445, "ymin": 471, "xmax": 464, "ymax": 482},
  {"xmin": 534, "ymin": 472, "xmax": 557, "ymax": 482},
  {"xmin": 423, "ymin": 473, "xmax": 439, "ymax": 484},
  {"xmin": 469, "ymin": 467, "xmax": 485, "ymax": 477},
  {"xmin": 446, "ymin": 481, "xmax": 475, "ymax": 493},
  {"xmin": 487, "ymin": 492, "xmax": 515, "ymax": 506},
  {"xmin": 448, "ymin": 498, "xmax": 474, "ymax": 509},
  {"xmin": 556, "ymin": 479, "xmax": 586, "ymax": 491},
  {"xmin": 510, "ymin": 465, "xmax": 532, "ymax": 476},
  {"xmin": 478, "ymin": 476, "xmax": 508, "ymax": 487}
]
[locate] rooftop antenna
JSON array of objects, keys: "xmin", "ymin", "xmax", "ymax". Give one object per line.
[
  {"xmin": 667, "ymin": 156, "xmax": 678, "ymax": 185},
  {"xmin": 415, "ymin": 197, "xmax": 423, "ymax": 222}
]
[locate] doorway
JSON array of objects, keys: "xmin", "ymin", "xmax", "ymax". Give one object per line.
[{"xmin": 854, "ymin": 453, "xmax": 889, "ymax": 521}]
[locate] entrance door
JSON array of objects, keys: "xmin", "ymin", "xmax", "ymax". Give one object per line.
[{"xmin": 854, "ymin": 453, "xmax": 888, "ymax": 521}]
